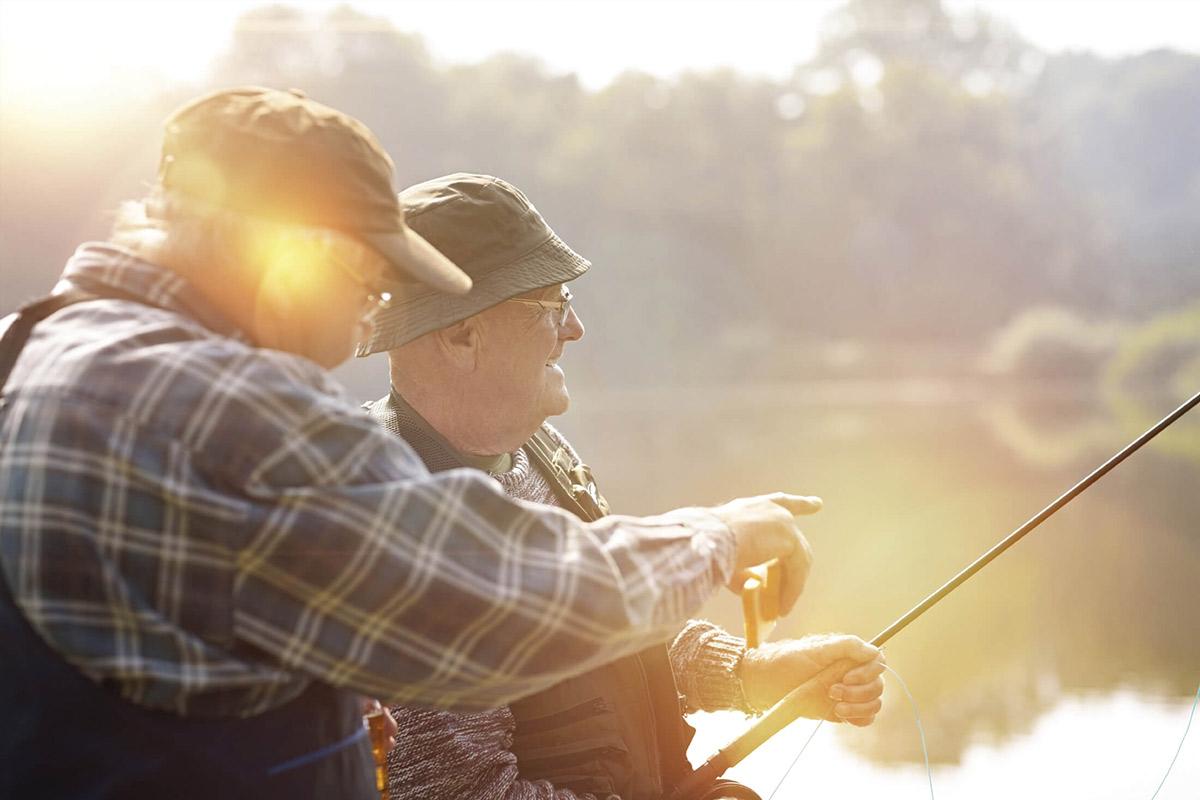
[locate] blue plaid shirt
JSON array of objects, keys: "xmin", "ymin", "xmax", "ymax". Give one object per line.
[{"xmin": 0, "ymin": 243, "xmax": 734, "ymax": 717}]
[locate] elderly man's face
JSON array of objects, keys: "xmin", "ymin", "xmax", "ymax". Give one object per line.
[{"xmin": 476, "ymin": 283, "xmax": 585, "ymax": 436}]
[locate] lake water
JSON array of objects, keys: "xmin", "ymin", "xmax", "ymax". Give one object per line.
[
  {"xmin": 334, "ymin": 358, "xmax": 1200, "ymax": 798},
  {"xmin": 561, "ymin": 380, "xmax": 1200, "ymax": 799}
]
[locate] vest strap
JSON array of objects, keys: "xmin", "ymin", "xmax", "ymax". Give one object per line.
[{"xmin": 525, "ymin": 428, "xmax": 611, "ymax": 521}]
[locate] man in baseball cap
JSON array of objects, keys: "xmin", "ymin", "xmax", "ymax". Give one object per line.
[{"xmin": 0, "ymin": 89, "xmax": 825, "ymax": 799}]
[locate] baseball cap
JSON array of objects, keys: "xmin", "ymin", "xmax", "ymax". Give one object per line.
[{"xmin": 159, "ymin": 86, "xmax": 471, "ymax": 295}]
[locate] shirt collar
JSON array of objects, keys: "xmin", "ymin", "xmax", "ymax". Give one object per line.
[
  {"xmin": 386, "ymin": 387, "xmax": 515, "ymax": 475},
  {"xmin": 58, "ymin": 242, "xmax": 251, "ymax": 343}
]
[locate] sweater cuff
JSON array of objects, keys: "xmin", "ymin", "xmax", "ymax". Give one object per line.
[{"xmin": 670, "ymin": 620, "xmax": 751, "ymax": 713}]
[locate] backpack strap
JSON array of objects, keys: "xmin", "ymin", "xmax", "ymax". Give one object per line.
[{"xmin": 0, "ymin": 287, "xmax": 162, "ymax": 395}]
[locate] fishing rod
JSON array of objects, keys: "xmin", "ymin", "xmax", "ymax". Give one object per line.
[{"xmin": 668, "ymin": 388, "xmax": 1200, "ymax": 800}]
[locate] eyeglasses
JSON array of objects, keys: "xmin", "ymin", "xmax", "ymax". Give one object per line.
[
  {"xmin": 330, "ymin": 253, "xmax": 393, "ymax": 312},
  {"xmin": 362, "ymin": 288, "xmax": 393, "ymax": 313},
  {"xmin": 505, "ymin": 287, "xmax": 573, "ymax": 326}
]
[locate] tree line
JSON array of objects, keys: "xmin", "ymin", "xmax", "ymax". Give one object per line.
[{"xmin": 2, "ymin": 0, "xmax": 1196, "ymax": 391}]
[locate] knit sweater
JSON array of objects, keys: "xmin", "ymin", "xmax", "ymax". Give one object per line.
[{"xmin": 385, "ymin": 424, "xmax": 749, "ymax": 800}]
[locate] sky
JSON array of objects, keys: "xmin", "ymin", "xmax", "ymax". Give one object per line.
[{"xmin": 1, "ymin": 0, "xmax": 1198, "ymax": 107}]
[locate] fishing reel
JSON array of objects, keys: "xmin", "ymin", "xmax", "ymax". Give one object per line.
[{"xmin": 688, "ymin": 779, "xmax": 762, "ymax": 800}]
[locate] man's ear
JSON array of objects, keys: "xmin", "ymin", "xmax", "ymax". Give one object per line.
[
  {"xmin": 433, "ymin": 316, "xmax": 480, "ymax": 370},
  {"xmin": 250, "ymin": 266, "xmax": 298, "ymax": 352}
]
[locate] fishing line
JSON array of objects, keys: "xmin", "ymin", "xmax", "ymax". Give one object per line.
[
  {"xmin": 760, "ymin": 669, "xmax": 1199, "ymax": 799},
  {"xmin": 763, "ymin": 720, "xmax": 820, "ymax": 800},
  {"xmin": 764, "ymin": 662, "xmax": 936, "ymax": 800},
  {"xmin": 1148, "ymin": 678, "xmax": 1200, "ymax": 799},
  {"xmin": 883, "ymin": 663, "xmax": 935, "ymax": 800}
]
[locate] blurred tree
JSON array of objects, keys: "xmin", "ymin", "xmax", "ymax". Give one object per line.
[
  {"xmin": 810, "ymin": 0, "xmax": 1041, "ymax": 90},
  {"xmin": 3, "ymin": 0, "xmax": 1197, "ymax": 393},
  {"xmin": 759, "ymin": 0, "xmax": 1104, "ymax": 347},
  {"xmin": 1023, "ymin": 50, "xmax": 1200, "ymax": 315}
]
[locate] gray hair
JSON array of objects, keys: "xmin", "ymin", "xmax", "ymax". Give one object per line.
[{"xmin": 111, "ymin": 187, "xmax": 386, "ymax": 281}]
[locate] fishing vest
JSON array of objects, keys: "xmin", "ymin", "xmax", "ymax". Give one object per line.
[
  {"xmin": 368, "ymin": 391, "xmax": 696, "ymax": 799},
  {"xmin": 0, "ymin": 290, "xmax": 378, "ymax": 800}
]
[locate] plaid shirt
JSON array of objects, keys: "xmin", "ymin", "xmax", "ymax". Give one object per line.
[{"xmin": 0, "ymin": 244, "xmax": 734, "ymax": 718}]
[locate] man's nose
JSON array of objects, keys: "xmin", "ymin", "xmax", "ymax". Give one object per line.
[{"xmin": 560, "ymin": 307, "xmax": 584, "ymax": 342}]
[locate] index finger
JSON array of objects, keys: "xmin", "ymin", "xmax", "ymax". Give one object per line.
[
  {"xmin": 842, "ymin": 656, "xmax": 886, "ymax": 685},
  {"xmin": 768, "ymin": 493, "xmax": 823, "ymax": 516}
]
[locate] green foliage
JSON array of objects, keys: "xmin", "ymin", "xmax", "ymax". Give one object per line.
[
  {"xmin": 1103, "ymin": 299, "xmax": 1200, "ymax": 461},
  {"xmin": 980, "ymin": 306, "xmax": 1126, "ymax": 378},
  {"xmin": 1106, "ymin": 299, "xmax": 1200, "ymax": 390}
]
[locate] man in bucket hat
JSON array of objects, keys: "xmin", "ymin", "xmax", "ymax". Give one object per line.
[
  {"xmin": 0, "ymin": 88, "xmax": 832, "ymax": 800},
  {"xmin": 359, "ymin": 174, "xmax": 887, "ymax": 800}
]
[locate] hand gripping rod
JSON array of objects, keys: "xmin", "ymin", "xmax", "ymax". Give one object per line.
[{"xmin": 668, "ymin": 388, "xmax": 1200, "ymax": 800}]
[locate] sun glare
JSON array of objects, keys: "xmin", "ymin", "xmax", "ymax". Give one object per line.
[
  {"xmin": 253, "ymin": 228, "xmax": 334, "ymax": 296},
  {"xmin": 0, "ymin": 1, "xmax": 231, "ymax": 115}
]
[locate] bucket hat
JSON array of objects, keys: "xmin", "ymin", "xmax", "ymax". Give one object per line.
[{"xmin": 357, "ymin": 173, "xmax": 589, "ymax": 355}]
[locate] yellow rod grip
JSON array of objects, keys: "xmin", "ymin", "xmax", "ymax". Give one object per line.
[{"xmin": 741, "ymin": 558, "xmax": 781, "ymax": 649}]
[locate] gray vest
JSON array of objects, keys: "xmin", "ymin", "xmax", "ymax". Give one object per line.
[{"xmin": 367, "ymin": 391, "xmax": 694, "ymax": 799}]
